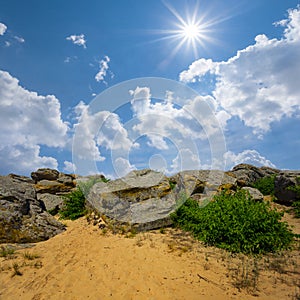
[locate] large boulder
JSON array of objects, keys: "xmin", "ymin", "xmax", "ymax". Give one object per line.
[
  {"xmin": 31, "ymin": 168, "xmax": 60, "ymax": 183},
  {"xmin": 230, "ymin": 164, "xmax": 279, "ymax": 186},
  {"xmin": 274, "ymin": 171, "xmax": 300, "ymax": 205},
  {"xmin": 242, "ymin": 187, "xmax": 264, "ymax": 201},
  {"xmin": 34, "ymin": 180, "xmax": 74, "ymax": 194},
  {"xmin": 86, "ymin": 169, "xmax": 179, "ymax": 231},
  {"xmin": 37, "ymin": 193, "xmax": 64, "ymax": 212},
  {"xmin": 31, "ymin": 168, "xmax": 76, "ymax": 194},
  {"xmin": 0, "ymin": 175, "xmax": 65, "ymax": 243},
  {"xmin": 170, "ymin": 170, "xmax": 237, "ymax": 201}
]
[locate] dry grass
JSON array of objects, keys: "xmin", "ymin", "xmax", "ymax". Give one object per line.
[{"xmin": 0, "ymin": 246, "xmax": 42, "ymax": 278}]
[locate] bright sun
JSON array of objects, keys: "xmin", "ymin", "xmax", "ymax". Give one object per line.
[
  {"xmin": 154, "ymin": 1, "xmax": 220, "ymax": 60},
  {"xmin": 182, "ymin": 24, "xmax": 201, "ymax": 40}
]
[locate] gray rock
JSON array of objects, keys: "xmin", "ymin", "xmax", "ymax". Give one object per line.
[
  {"xmin": 86, "ymin": 169, "xmax": 239, "ymax": 231},
  {"xmin": 274, "ymin": 171, "xmax": 300, "ymax": 205},
  {"xmin": 37, "ymin": 193, "xmax": 64, "ymax": 212},
  {"xmin": 34, "ymin": 179, "xmax": 74, "ymax": 194},
  {"xmin": 0, "ymin": 175, "xmax": 65, "ymax": 243},
  {"xmin": 87, "ymin": 169, "xmax": 178, "ymax": 231},
  {"xmin": 170, "ymin": 170, "xmax": 236, "ymax": 197},
  {"xmin": 8, "ymin": 174, "xmax": 34, "ymax": 184},
  {"xmin": 260, "ymin": 166, "xmax": 281, "ymax": 177},
  {"xmin": 57, "ymin": 173, "xmax": 76, "ymax": 186},
  {"xmin": 31, "ymin": 168, "xmax": 59, "ymax": 183},
  {"xmin": 231, "ymin": 164, "xmax": 280, "ymax": 186},
  {"xmin": 242, "ymin": 187, "xmax": 264, "ymax": 201}
]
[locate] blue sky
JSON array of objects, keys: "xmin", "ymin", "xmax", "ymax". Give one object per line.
[{"xmin": 0, "ymin": 0, "xmax": 299, "ymax": 177}]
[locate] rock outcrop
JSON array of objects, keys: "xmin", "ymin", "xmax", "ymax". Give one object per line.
[
  {"xmin": 31, "ymin": 168, "xmax": 77, "ymax": 213},
  {"xmin": 230, "ymin": 164, "xmax": 280, "ymax": 186},
  {"xmin": 170, "ymin": 170, "xmax": 237, "ymax": 203},
  {"xmin": 86, "ymin": 165, "xmax": 300, "ymax": 231},
  {"xmin": 1, "ymin": 164, "xmax": 300, "ymax": 242},
  {"xmin": 87, "ymin": 169, "xmax": 241, "ymax": 231},
  {"xmin": 31, "ymin": 168, "xmax": 60, "ymax": 182},
  {"xmin": 87, "ymin": 169, "xmax": 179, "ymax": 231},
  {"xmin": 274, "ymin": 171, "xmax": 300, "ymax": 205},
  {"xmin": 0, "ymin": 175, "xmax": 65, "ymax": 243},
  {"xmin": 0, "ymin": 168, "xmax": 77, "ymax": 243}
]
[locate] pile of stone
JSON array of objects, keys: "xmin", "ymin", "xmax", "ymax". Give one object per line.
[
  {"xmin": 1, "ymin": 164, "xmax": 299, "ymax": 243},
  {"xmin": 32, "ymin": 168, "xmax": 76, "ymax": 213},
  {"xmin": 0, "ymin": 174, "xmax": 65, "ymax": 243},
  {"xmin": 0, "ymin": 169, "xmax": 76, "ymax": 243},
  {"xmin": 86, "ymin": 164, "xmax": 300, "ymax": 231}
]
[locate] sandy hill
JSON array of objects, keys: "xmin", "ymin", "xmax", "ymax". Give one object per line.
[{"xmin": 0, "ymin": 207, "xmax": 299, "ymax": 300}]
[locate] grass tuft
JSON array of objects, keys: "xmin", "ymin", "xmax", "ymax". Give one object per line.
[
  {"xmin": 23, "ymin": 252, "xmax": 40, "ymax": 260},
  {"xmin": 0, "ymin": 246, "xmax": 16, "ymax": 259},
  {"xmin": 11, "ymin": 263, "xmax": 22, "ymax": 277}
]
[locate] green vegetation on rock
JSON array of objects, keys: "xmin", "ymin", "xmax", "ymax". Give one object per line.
[
  {"xmin": 78, "ymin": 176, "xmax": 110, "ymax": 196},
  {"xmin": 171, "ymin": 189, "xmax": 295, "ymax": 254}
]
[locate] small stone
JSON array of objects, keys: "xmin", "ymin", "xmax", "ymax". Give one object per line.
[{"xmin": 242, "ymin": 187, "xmax": 264, "ymax": 201}]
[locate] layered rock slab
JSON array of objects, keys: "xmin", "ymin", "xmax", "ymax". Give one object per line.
[
  {"xmin": 0, "ymin": 175, "xmax": 65, "ymax": 243},
  {"xmin": 86, "ymin": 169, "xmax": 179, "ymax": 231}
]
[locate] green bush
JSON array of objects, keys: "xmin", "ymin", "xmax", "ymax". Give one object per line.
[
  {"xmin": 289, "ymin": 179, "xmax": 300, "ymax": 218},
  {"xmin": 171, "ymin": 189, "xmax": 295, "ymax": 254},
  {"xmin": 59, "ymin": 188, "xmax": 86, "ymax": 220},
  {"xmin": 251, "ymin": 175, "xmax": 276, "ymax": 196},
  {"xmin": 78, "ymin": 176, "xmax": 110, "ymax": 196},
  {"xmin": 292, "ymin": 200, "xmax": 300, "ymax": 218},
  {"xmin": 58, "ymin": 176, "xmax": 110, "ymax": 220}
]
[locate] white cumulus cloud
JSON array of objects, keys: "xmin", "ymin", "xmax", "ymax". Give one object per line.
[
  {"xmin": 95, "ymin": 56, "xmax": 111, "ymax": 83},
  {"xmin": 0, "ymin": 22, "xmax": 7, "ymax": 35},
  {"xmin": 0, "ymin": 145, "xmax": 58, "ymax": 174},
  {"xmin": 72, "ymin": 101, "xmax": 135, "ymax": 162},
  {"xmin": 113, "ymin": 157, "xmax": 136, "ymax": 178},
  {"xmin": 179, "ymin": 6, "xmax": 300, "ymax": 137},
  {"xmin": 170, "ymin": 148, "xmax": 201, "ymax": 174},
  {"xmin": 224, "ymin": 150, "xmax": 276, "ymax": 169},
  {"xmin": 179, "ymin": 58, "xmax": 217, "ymax": 83},
  {"xmin": 63, "ymin": 161, "xmax": 76, "ymax": 173},
  {"xmin": 130, "ymin": 86, "xmax": 226, "ymax": 151},
  {"xmin": 0, "ymin": 70, "xmax": 69, "ymax": 175},
  {"xmin": 66, "ymin": 34, "xmax": 87, "ymax": 48}
]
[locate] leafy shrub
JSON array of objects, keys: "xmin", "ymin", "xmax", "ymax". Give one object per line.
[
  {"xmin": 59, "ymin": 188, "xmax": 86, "ymax": 220},
  {"xmin": 78, "ymin": 176, "xmax": 110, "ymax": 196},
  {"xmin": 171, "ymin": 189, "xmax": 295, "ymax": 254},
  {"xmin": 251, "ymin": 175, "xmax": 276, "ymax": 196},
  {"xmin": 292, "ymin": 200, "xmax": 300, "ymax": 218},
  {"xmin": 58, "ymin": 176, "xmax": 110, "ymax": 220},
  {"xmin": 289, "ymin": 178, "xmax": 300, "ymax": 218}
]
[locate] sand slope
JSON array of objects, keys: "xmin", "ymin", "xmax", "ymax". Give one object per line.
[{"xmin": 0, "ymin": 214, "xmax": 299, "ymax": 300}]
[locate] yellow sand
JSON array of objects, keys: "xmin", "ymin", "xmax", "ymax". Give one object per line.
[{"xmin": 0, "ymin": 213, "xmax": 299, "ymax": 300}]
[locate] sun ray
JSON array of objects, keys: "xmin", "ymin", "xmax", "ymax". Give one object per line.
[
  {"xmin": 141, "ymin": 0, "xmax": 238, "ymax": 68},
  {"xmin": 159, "ymin": 0, "xmax": 217, "ymax": 59}
]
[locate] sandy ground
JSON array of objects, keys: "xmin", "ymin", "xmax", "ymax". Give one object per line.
[{"xmin": 0, "ymin": 211, "xmax": 300, "ymax": 300}]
